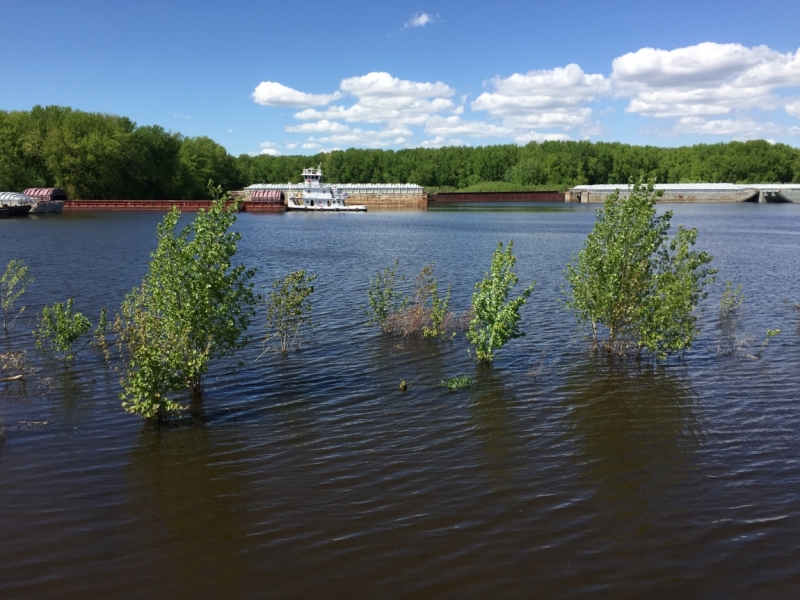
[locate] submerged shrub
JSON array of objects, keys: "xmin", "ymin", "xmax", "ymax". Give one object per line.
[
  {"xmin": 467, "ymin": 241, "xmax": 534, "ymax": 363},
  {"xmin": 115, "ymin": 191, "xmax": 257, "ymax": 421},
  {"xmin": 262, "ymin": 270, "xmax": 316, "ymax": 355},
  {"xmin": 439, "ymin": 375, "xmax": 473, "ymax": 390},
  {"xmin": 33, "ymin": 298, "xmax": 92, "ymax": 361},
  {"xmin": 367, "ymin": 261, "xmax": 464, "ymax": 338},
  {"xmin": 1, "ymin": 259, "xmax": 33, "ymax": 333},
  {"xmin": 565, "ymin": 180, "xmax": 715, "ymax": 359}
]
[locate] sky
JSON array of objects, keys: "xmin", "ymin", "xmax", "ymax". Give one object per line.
[{"xmin": 2, "ymin": 0, "xmax": 800, "ymax": 156}]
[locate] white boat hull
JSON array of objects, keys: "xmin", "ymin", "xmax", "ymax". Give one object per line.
[{"xmin": 287, "ymin": 203, "xmax": 366, "ymax": 212}]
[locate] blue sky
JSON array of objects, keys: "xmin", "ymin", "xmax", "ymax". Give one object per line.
[{"xmin": 2, "ymin": 0, "xmax": 800, "ymax": 155}]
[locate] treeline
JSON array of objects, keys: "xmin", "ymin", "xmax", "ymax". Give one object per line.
[
  {"xmin": 2, "ymin": 106, "xmax": 800, "ymax": 198},
  {"xmin": 0, "ymin": 106, "xmax": 243, "ymax": 199},
  {"xmin": 243, "ymin": 141, "xmax": 800, "ymax": 190}
]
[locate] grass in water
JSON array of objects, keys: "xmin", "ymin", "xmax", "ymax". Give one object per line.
[{"xmin": 439, "ymin": 375, "xmax": 473, "ymax": 390}]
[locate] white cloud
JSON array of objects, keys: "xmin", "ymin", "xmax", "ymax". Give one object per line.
[
  {"xmin": 787, "ymin": 100, "xmax": 800, "ymax": 117},
  {"xmin": 257, "ymin": 141, "xmax": 281, "ymax": 156},
  {"xmin": 286, "ymin": 120, "xmax": 351, "ymax": 134},
  {"xmin": 226, "ymin": 128, "xmax": 233, "ymax": 133},
  {"xmin": 612, "ymin": 43, "xmax": 800, "ymax": 118},
  {"xmin": 404, "ymin": 12, "xmax": 436, "ymax": 28},
  {"xmin": 674, "ymin": 116, "xmax": 781, "ymax": 137},
  {"xmin": 286, "ymin": 142, "xmax": 298, "ymax": 149},
  {"xmin": 252, "ymin": 81, "xmax": 342, "ymax": 107},
  {"xmin": 424, "ymin": 115, "xmax": 512, "ymax": 138},
  {"xmin": 290, "ymin": 72, "xmax": 455, "ymax": 127},
  {"xmin": 514, "ymin": 131, "xmax": 571, "ymax": 144},
  {"xmin": 309, "ymin": 126, "xmax": 414, "ymax": 148},
  {"xmin": 173, "ymin": 113, "xmax": 191, "ymax": 119},
  {"xmin": 472, "ymin": 64, "xmax": 609, "ymax": 130},
  {"xmin": 420, "ymin": 136, "xmax": 463, "ymax": 148},
  {"xmin": 340, "ymin": 72, "xmax": 453, "ymax": 100}
]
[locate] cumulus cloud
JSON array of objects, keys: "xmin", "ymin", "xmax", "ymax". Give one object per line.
[
  {"xmin": 285, "ymin": 120, "xmax": 351, "ymax": 134},
  {"xmin": 254, "ymin": 43, "xmax": 800, "ymax": 150},
  {"xmin": 258, "ymin": 141, "xmax": 281, "ymax": 156},
  {"xmin": 420, "ymin": 136, "xmax": 464, "ymax": 148},
  {"xmin": 514, "ymin": 131, "xmax": 571, "ymax": 144},
  {"xmin": 472, "ymin": 64, "xmax": 609, "ymax": 130},
  {"xmin": 309, "ymin": 126, "xmax": 414, "ymax": 148},
  {"xmin": 612, "ymin": 43, "xmax": 800, "ymax": 118},
  {"xmin": 290, "ymin": 72, "xmax": 455, "ymax": 127},
  {"xmin": 404, "ymin": 12, "xmax": 436, "ymax": 28},
  {"xmin": 424, "ymin": 115, "xmax": 512, "ymax": 138},
  {"xmin": 252, "ymin": 81, "xmax": 342, "ymax": 107},
  {"xmin": 673, "ymin": 116, "xmax": 781, "ymax": 137}
]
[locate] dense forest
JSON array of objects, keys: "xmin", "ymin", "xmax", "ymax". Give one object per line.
[{"xmin": 2, "ymin": 106, "xmax": 800, "ymax": 199}]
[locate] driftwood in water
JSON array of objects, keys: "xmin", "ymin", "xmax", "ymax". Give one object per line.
[{"xmin": 0, "ymin": 375, "xmax": 24, "ymax": 382}]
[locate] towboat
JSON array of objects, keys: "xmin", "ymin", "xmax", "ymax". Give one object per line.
[{"xmin": 286, "ymin": 165, "xmax": 366, "ymax": 212}]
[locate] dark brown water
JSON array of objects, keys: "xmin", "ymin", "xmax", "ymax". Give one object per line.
[{"xmin": 1, "ymin": 204, "xmax": 799, "ymax": 598}]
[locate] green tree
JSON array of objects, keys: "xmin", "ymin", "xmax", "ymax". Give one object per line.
[
  {"xmin": 33, "ymin": 298, "xmax": 92, "ymax": 360},
  {"xmin": 1, "ymin": 260, "xmax": 33, "ymax": 332},
  {"xmin": 565, "ymin": 180, "xmax": 715, "ymax": 358},
  {"xmin": 176, "ymin": 136, "xmax": 245, "ymax": 199},
  {"xmin": 115, "ymin": 194, "xmax": 257, "ymax": 421},
  {"xmin": 262, "ymin": 270, "xmax": 317, "ymax": 355},
  {"xmin": 467, "ymin": 241, "xmax": 535, "ymax": 363}
]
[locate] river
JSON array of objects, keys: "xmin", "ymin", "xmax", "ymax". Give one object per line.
[{"xmin": 1, "ymin": 203, "xmax": 799, "ymax": 598}]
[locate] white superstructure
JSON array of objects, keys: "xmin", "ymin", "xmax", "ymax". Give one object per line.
[{"xmin": 284, "ymin": 165, "xmax": 367, "ymax": 212}]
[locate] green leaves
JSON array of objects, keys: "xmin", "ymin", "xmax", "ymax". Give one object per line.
[
  {"xmin": 365, "ymin": 261, "xmax": 458, "ymax": 339},
  {"xmin": 33, "ymin": 298, "xmax": 91, "ymax": 361},
  {"xmin": 467, "ymin": 241, "xmax": 535, "ymax": 363},
  {"xmin": 365, "ymin": 259, "xmax": 407, "ymax": 332},
  {"xmin": 115, "ymin": 191, "xmax": 257, "ymax": 421},
  {"xmin": 565, "ymin": 180, "xmax": 715, "ymax": 358},
  {"xmin": 1, "ymin": 259, "xmax": 33, "ymax": 332},
  {"xmin": 263, "ymin": 270, "xmax": 316, "ymax": 354}
]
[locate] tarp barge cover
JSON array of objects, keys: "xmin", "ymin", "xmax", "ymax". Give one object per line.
[
  {"xmin": 250, "ymin": 190, "xmax": 284, "ymax": 203},
  {"xmin": 23, "ymin": 187, "xmax": 68, "ymax": 201},
  {"xmin": 0, "ymin": 192, "xmax": 37, "ymax": 206}
]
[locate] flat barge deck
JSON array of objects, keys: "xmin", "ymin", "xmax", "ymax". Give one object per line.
[{"xmin": 63, "ymin": 200, "xmax": 284, "ymax": 212}]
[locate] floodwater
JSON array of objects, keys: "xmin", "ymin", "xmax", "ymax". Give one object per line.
[{"xmin": 1, "ymin": 204, "xmax": 799, "ymax": 598}]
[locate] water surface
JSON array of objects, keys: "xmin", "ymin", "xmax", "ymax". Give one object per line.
[{"xmin": 1, "ymin": 204, "xmax": 799, "ymax": 598}]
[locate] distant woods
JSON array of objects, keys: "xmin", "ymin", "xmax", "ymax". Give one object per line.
[
  {"xmin": 0, "ymin": 106, "xmax": 243, "ymax": 200},
  {"xmin": 2, "ymin": 105, "xmax": 800, "ymax": 199}
]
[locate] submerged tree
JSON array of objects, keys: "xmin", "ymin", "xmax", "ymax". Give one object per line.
[
  {"xmin": 1, "ymin": 259, "xmax": 33, "ymax": 333},
  {"xmin": 467, "ymin": 241, "xmax": 535, "ymax": 363},
  {"xmin": 115, "ymin": 192, "xmax": 257, "ymax": 421},
  {"xmin": 33, "ymin": 298, "xmax": 91, "ymax": 361},
  {"xmin": 262, "ymin": 270, "xmax": 317, "ymax": 355},
  {"xmin": 365, "ymin": 261, "xmax": 459, "ymax": 338},
  {"xmin": 565, "ymin": 180, "xmax": 715, "ymax": 358}
]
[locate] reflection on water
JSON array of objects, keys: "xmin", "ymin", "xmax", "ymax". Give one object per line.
[
  {"xmin": 563, "ymin": 358, "xmax": 700, "ymax": 532},
  {"xmin": 469, "ymin": 366, "xmax": 520, "ymax": 492},
  {"xmin": 128, "ymin": 424, "xmax": 255, "ymax": 598}
]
